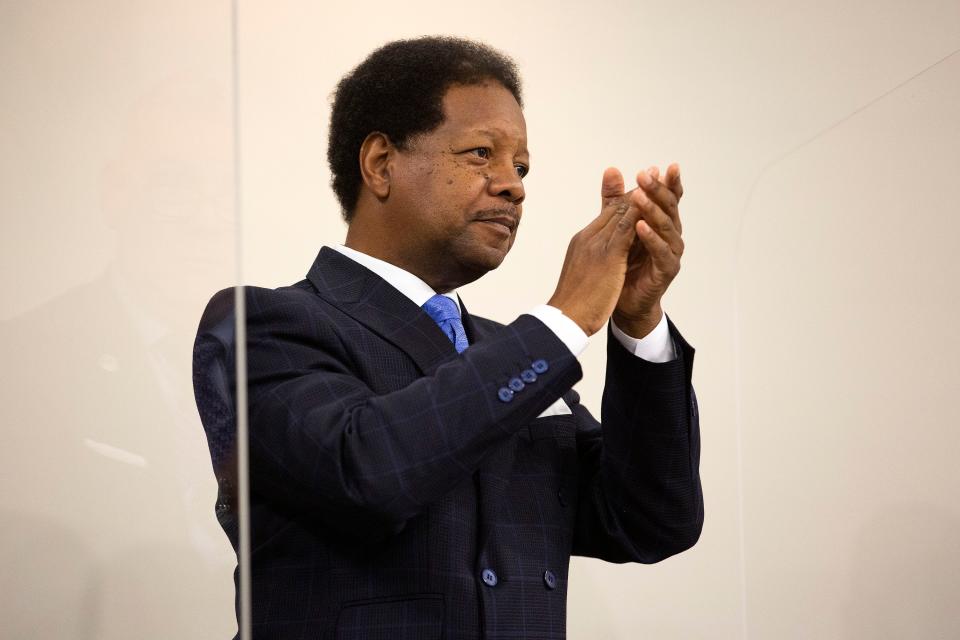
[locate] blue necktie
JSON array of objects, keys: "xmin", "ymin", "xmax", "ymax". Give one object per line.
[{"xmin": 422, "ymin": 294, "xmax": 469, "ymax": 353}]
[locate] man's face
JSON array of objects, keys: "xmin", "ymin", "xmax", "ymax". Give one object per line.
[{"xmin": 388, "ymin": 81, "xmax": 529, "ymax": 287}]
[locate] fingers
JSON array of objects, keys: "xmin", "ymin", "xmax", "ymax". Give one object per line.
[
  {"xmin": 634, "ymin": 165, "xmax": 683, "ymax": 280},
  {"xmin": 632, "ymin": 186, "xmax": 684, "ymax": 256},
  {"xmin": 599, "ymin": 191, "xmax": 643, "ymax": 250},
  {"xmin": 636, "ymin": 219, "xmax": 681, "ymax": 279},
  {"xmin": 643, "ymin": 164, "xmax": 683, "ymax": 200},
  {"xmin": 664, "ymin": 163, "xmax": 683, "ymax": 201},
  {"xmin": 585, "ymin": 164, "xmax": 685, "ymax": 256},
  {"xmin": 640, "ymin": 164, "xmax": 683, "ymax": 200},
  {"xmin": 637, "ymin": 165, "xmax": 683, "ymax": 235}
]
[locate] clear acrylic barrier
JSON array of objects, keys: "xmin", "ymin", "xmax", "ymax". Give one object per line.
[
  {"xmin": 0, "ymin": 3, "xmax": 238, "ymax": 638},
  {"xmin": 736, "ymin": 52, "xmax": 960, "ymax": 638},
  {"xmin": 234, "ymin": 3, "xmax": 960, "ymax": 638}
]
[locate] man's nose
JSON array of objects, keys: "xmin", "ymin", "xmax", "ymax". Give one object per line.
[{"xmin": 488, "ymin": 161, "xmax": 525, "ymax": 205}]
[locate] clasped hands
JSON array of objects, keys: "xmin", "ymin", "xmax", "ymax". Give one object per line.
[{"xmin": 548, "ymin": 163, "xmax": 685, "ymax": 338}]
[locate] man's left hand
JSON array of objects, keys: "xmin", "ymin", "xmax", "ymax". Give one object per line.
[{"xmin": 608, "ymin": 163, "xmax": 685, "ymax": 338}]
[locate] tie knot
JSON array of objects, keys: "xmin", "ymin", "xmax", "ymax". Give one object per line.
[
  {"xmin": 421, "ymin": 294, "xmax": 469, "ymax": 354},
  {"xmin": 422, "ymin": 294, "xmax": 461, "ymax": 324}
]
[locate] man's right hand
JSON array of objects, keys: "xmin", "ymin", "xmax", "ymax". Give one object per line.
[{"xmin": 547, "ymin": 167, "xmax": 644, "ymax": 336}]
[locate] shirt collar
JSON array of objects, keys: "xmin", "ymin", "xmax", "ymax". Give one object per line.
[{"xmin": 332, "ymin": 244, "xmax": 460, "ymax": 310}]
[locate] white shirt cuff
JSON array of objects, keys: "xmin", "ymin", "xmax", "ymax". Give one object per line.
[
  {"xmin": 528, "ymin": 305, "xmax": 589, "ymax": 357},
  {"xmin": 610, "ymin": 311, "xmax": 676, "ymax": 363}
]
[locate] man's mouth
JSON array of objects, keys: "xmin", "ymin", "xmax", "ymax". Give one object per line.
[
  {"xmin": 479, "ymin": 219, "xmax": 514, "ymax": 234},
  {"xmin": 475, "ymin": 211, "xmax": 519, "ymax": 233}
]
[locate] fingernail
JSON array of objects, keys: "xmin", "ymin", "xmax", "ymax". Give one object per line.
[{"xmin": 637, "ymin": 172, "xmax": 651, "ymax": 186}]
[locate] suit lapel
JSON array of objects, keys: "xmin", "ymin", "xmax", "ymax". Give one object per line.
[
  {"xmin": 306, "ymin": 246, "xmax": 460, "ymax": 375},
  {"xmin": 308, "ymin": 248, "xmax": 515, "ymax": 555}
]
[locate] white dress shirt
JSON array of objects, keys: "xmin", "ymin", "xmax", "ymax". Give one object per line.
[{"xmin": 332, "ymin": 244, "xmax": 675, "ymax": 363}]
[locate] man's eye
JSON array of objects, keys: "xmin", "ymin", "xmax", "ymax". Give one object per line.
[
  {"xmin": 515, "ymin": 164, "xmax": 529, "ymax": 178},
  {"xmin": 470, "ymin": 147, "xmax": 490, "ymax": 159}
]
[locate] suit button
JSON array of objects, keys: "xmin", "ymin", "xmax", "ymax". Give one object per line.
[
  {"xmin": 531, "ymin": 359, "xmax": 549, "ymax": 374},
  {"xmin": 508, "ymin": 377, "xmax": 525, "ymax": 392},
  {"xmin": 497, "ymin": 387, "xmax": 514, "ymax": 403},
  {"xmin": 543, "ymin": 570, "xmax": 557, "ymax": 590},
  {"xmin": 481, "ymin": 568, "xmax": 498, "ymax": 587},
  {"xmin": 520, "ymin": 369, "xmax": 538, "ymax": 383}
]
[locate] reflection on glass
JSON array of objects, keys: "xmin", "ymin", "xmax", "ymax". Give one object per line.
[{"xmin": 0, "ymin": 5, "xmax": 236, "ymax": 638}]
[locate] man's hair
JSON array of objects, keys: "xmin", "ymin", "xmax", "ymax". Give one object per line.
[{"xmin": 327, "ymin": 36, "xmax": 523, "ymax": 222}]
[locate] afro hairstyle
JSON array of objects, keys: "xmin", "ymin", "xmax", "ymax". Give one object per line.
[{"xmin": 327, "ymin": 35, "xmax": 523, "ymax": 222}]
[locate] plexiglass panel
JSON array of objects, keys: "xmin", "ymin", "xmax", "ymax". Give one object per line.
[
  {"xmin": 1, "ymin": 3, "xmax": 238, "ymax": 638},
  {"xmin": 233, "ymin": 2, "xmax": 960, "ymax": 638},
  {"xmin": 736, "ymin": 53, "xmax": 960, "ymax": 638}
]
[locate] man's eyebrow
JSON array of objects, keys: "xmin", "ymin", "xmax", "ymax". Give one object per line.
[
  {"xmin": 469, "ymin": 127, "xmax": 525, "ymax": 141},
  {"xmin": 466, "ymin": 128, "xmax": 530, "ymax": 157}
]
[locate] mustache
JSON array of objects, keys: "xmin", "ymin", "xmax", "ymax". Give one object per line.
[{"xmin": 474, "ymin": 207, "xmax": 520, "ymax": 231}]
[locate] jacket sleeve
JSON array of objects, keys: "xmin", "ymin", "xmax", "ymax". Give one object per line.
[
  {"xmin": 193, "ymin": 286, "xmax": 584, "ymax": 541},
  {"xmin": 569, "ymin": 316, "xmax": 703, "ymax": 563}
]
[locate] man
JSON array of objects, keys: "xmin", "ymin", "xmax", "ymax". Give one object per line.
[{"xmin": 193, "ymin": 36, "xmax": 702, "ymax": 639}]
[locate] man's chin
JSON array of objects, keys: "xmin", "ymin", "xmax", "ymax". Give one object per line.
[
  {"xmin": 474, "ymin": 242, "xmax": 512, "ymax": 271},
  {"xmin": 447, "ymin": 248, "xmax": 509, "ymax": 287}
]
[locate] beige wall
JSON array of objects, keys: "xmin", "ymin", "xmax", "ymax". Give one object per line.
[{"xmin": 2, "ymin": 1, "xmax": 958, "ymax": 638}]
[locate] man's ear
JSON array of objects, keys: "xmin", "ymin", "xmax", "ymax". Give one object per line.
[{"xmin": 358, "ymin": 132, "xmax": 395, "ymax": 200}]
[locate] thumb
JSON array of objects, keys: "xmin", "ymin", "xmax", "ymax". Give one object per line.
[{"xmin": 600, "ymin": 167, "xmax": 625, "ymax": 201}]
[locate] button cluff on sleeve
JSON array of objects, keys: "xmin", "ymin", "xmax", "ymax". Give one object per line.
[{"xmin": 496, "ymin": 359, "xmax": 550, "ymax": 402}]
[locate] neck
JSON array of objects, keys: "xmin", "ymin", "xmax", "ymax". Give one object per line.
[{"xmin": 343, "ymin": 225, "xmax": 481, "ymax": 294}]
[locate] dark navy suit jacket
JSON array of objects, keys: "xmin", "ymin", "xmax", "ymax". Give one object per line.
[{"xmin": 193, "ymin": 246, "xmax": 703, "ymax": 639}]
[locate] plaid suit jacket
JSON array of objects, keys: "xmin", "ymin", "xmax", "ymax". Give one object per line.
[{"xmin": 193, "ymin": 246, "xmax": 703, "ymax": 639}]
